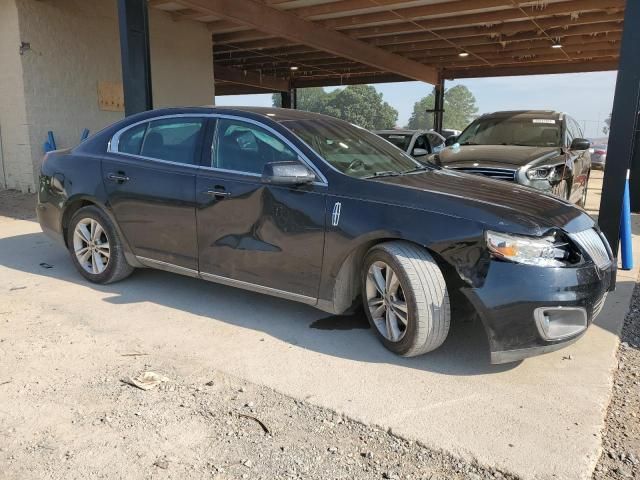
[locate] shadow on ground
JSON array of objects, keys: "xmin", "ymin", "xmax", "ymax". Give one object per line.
[{"xmin": 0, "ymin": 231, "xmax": 523, "ymax": 376}]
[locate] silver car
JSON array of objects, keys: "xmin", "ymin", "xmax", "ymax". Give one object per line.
[
  {"xmin": 591, "ymin": 143, "xmax": 607, "ymax": 170},
  {"xmin": 374, "ymin": 129, "xmax": 446, "ymax": 159}
]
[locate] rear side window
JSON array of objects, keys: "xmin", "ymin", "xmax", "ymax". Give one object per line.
[
  {"xmin": 139, "ymin": 118, "xmax": 205, "ymax": 165},
  {"xmin": 117, "ymin": 123, "xmax": 147, "ymax": 155}
]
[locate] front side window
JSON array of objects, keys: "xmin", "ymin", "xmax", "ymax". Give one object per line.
[
  {"xmin": 377, "ymin": 133, "xmax": 413, "ymax": 152},
  {"xmin": 428, "ymin": 133, "xmax": 445, "ymax": 153},
  {"xmin": 457, "ymin": 116, "xmax": 561, "ymax": 148},
  {"xmin": 214, "ymin": 119, "xmax": 298, "ymax": 175},
  {"xmin": 413, "ymin": 135, "xmax": 429, "ymax": 153},
  {"xmin": 282, "ymin": 118, "xmax": 421, "ymax": 179}
]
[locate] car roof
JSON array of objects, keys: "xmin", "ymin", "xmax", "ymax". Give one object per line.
[
  {"xmin": 374, "ymin": 129, "xmax": 434, "ymax": 135},
  {"xmin": 206, "ymin": 106, "xmax": 340, "ymax": 122}
]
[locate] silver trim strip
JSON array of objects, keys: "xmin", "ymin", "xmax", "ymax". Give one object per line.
[
  {"xmin": 135, "ymin": 255, "xmax": 317, "ymax": 306},
  {"xmin": 200, "ymin": 271, "xmax": 317, "ymax": 306},
  {"xmin": 136, "ymin": 256, "xmax": 199, "ymax": 278}
]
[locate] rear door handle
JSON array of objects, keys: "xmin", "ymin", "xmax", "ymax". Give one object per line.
[
  {"xmin": 107, "ymin": 173, "xmax": 130, "ymax": 183},
  {"xmin": 204, "ymin": 189, "xmax": 231, "ymax": 199}
]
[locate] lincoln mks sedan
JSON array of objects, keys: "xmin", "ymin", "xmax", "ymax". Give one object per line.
[{"xmin": 37, "ymin": 107, "xmax": 614, "ymax": 363}]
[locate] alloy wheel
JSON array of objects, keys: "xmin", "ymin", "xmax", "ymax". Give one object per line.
[
  {"xmin": 365, "ymin": 261, "xmax": 409, "ymax": 342},
  {"xmin": 73, "ymin": 218, "xmax": 110, "ymax": 274}
]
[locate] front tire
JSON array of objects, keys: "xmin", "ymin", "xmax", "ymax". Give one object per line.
[
  {"xmin": 362, "ymin": 241, "xmax": 450, "ymax": 357},
  {"xmin": 67, "ymin": 206, "xmax": 133, "ymax": 284}
]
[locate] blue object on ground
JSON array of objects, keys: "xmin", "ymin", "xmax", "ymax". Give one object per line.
[
  {"xmin": 47, "ymin": 131, "xmax": 57, "ymax": 151},
  {"xmin": 81, "ymin": 129, "xmax": 90, "ymax": 141},
  {"xmin": 620, "ymin": 169, "xmax": 633, "ymax": 270}
]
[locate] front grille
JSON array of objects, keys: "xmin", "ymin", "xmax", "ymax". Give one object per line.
[
  {"xmin": 569, "ymin": 228, "xmax": 612, "ymax": 270},
  {"xmin": 451, "ymin": 167, "xmax": 516, "ymax": 181}
]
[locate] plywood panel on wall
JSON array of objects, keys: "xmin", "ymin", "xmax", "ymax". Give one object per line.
[{"xmin": 98, "ymin": 81, "xmax": 124, "ymax": 112}]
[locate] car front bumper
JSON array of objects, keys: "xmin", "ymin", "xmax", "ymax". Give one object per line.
[{"xmin": 462, "ymin": 259, "xmax": 615, "ymax": 364}]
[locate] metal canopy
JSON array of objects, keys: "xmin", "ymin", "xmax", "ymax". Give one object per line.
[
  {"xmin": 118, "ymin": 1, "xmax": 636, "ymax": 260},
  {"xmin": 148, "ymin": 0, "xmax": 624, "ymax": 94}
]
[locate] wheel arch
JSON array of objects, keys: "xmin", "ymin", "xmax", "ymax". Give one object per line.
[
  {"xmin": 61, "ymin": 196, "xmax": 143, "ymax": 267},
  {"xmin": 320, "ymin": 236, "xmax": 466, "ymax": 315}
]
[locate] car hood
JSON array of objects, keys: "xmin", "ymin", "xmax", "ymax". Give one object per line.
[
  {"xmin": 438, "ymin": 144, "xmax": 560, "ymax": 168},
  {"xmin": 359, "ymin": 168, "xmax": 593, "ymax": 235}
]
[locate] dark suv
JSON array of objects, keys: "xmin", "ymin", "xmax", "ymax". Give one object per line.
[
  {"xmin": 439, "ymin": 111, "xmax": 592, "ymax": 205},
  {"xmin": 37, "ymin": 107, "xmax": 613, "ymax": 364}
]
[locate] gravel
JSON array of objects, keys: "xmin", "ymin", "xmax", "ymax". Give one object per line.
[
  {"xmin": 1, "ymin": 358, "xmax": 519, "ymax": 479},
  {"xmin": 593, "ymin": 283, "xmax": 640, "ymax": 480}
]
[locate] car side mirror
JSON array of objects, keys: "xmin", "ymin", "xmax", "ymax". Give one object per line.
[
  {"xmin": 444, "ymin": 136, "xmax": 458, "ymax": 147},
  {"xmin": 412, "ymin": 147, "xmax": 429, "ymax": 157},
  {"xmin": 570, "ymin": 138, "xmax": 590, "ymax": 151},
  {"xmin": 262, "ymin": 161, "xmax": 315, "ymax": 185}
]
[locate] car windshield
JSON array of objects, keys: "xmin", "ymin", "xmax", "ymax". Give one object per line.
[
  {"xmin": 281, "ymin": 118, "xmax": 422, "ymax": 178},
  {"xmin": 376, "ymin": 133, "xmax": 413, "ymax": 151},
  {"xmin": 456, "ymin": 116, "xmax": 562, "ymax": 148}
]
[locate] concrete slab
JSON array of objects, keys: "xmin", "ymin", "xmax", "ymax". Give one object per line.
[{"xmin": 0, "ymin": 175, "xmax": 636, "ymax": 480}]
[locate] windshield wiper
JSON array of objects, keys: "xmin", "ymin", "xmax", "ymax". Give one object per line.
[
  {"xmin": 402, "ymin": 164, "xmax": 434, "ymax": 174},
  {"xmin": 363, "ymin": 170, "xmax": 400, "ymax": 179},
  {"xmin": 459, "ymin": 141, "xmax": 478, "ymax": 146}
]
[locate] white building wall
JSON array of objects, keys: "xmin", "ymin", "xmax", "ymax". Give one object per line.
[
  {"xmin": 5, "ymin": 0, "xmax": 214, "ymax": 193},
  {"xmin": 0, "ymin": 0, "xmax": 33, "ymax": 191}
]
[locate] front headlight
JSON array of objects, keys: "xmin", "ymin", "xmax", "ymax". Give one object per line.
[
  {"xmin": 526, "ymin": 166, "xmax": 560, "ymax": 181},
  {"xmin": 526, "ymin": 166, "xmax": 550, "ymax": 180},
  {"xmin": 486, "ymin": 230, "xmax": 573, "ymax": 267}
]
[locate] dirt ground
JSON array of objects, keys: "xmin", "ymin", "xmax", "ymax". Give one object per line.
[
  {"xmin": 593, "ymin": 287, "xmax": 640, "ymax": 479},
  {"xmin": 0, "ymin": 189, "xmax": 637, "ymax": 480}
]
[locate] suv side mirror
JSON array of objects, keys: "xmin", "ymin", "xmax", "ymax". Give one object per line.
[
  {"xmin": 262, "ymin": 161, "xmax": 315, "ymax": 185},
  {"xmin": 412, "ymin": 147, "xmax": 429, "ymax": 157},
  {"xmin": 444, "ymin": 136, "xmax": 458, "ymax": 147},
  {"xmin": 570, "ymin": 138, "xmax": 590, "ymax": 151}
]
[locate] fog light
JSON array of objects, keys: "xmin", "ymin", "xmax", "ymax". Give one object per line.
[{"xmin": 534, "ymin": 307, "xmax": 587, "ymax": 340}]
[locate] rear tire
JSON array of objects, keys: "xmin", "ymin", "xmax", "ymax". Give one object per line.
[
  {"xmin": 361, "ymin": 241, "xmax": 450, "ymax": 357},
  {"xmin": 67, "ymin": 206, "xmax": 133, "ymax": 284}
]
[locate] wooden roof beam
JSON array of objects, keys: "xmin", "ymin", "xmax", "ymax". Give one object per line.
[
  {"xmin": 319, "ymin": 0, "xmax": 624, "ymax": 31},
  {"xmin": 214, "ymin": 64, "xmax": 290, "ymax": 92},
  {"xmin": 444, "ymin": 59, "xmax": 619, "ymax": 79},
  {"xmin": 181, "ymin": 0, "xmax": 439, "ymax": 84}
]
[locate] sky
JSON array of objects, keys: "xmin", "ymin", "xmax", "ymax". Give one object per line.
[{"xmin": 215, "ymin": 71, "xmax": 617, "ymax": 139}]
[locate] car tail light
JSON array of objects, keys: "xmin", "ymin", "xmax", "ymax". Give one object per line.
[{"xmin": 594, "ymin": 149, "xmax": 606, "ymax": 155}]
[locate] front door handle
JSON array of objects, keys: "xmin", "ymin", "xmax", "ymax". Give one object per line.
[
  {"xmin": 107, "ymin": 173, "xmax": 130, "ymax": 183},
  {"xmin": 204, "ymin": 189, "xmax": 231, "ymax": 199}
]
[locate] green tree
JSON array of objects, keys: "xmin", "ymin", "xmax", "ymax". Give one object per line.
[
  {"xmin": 272, "ymin": 85, "xmax": 398, "ymax": 129},
  {"xmin": 406, "ymin": 92, "xmax": 436, "ymax": 130},
  {"xmin": 271, "ymin": 87, "xmax": 330, "ymax": 113},
  {"xmin": 603, "ymin": 113, "xmax": 611, "ymax": 135},
  {"xmin": 406, "ymin": 84, "xmax": 478, "ymax": 131},
  {"xmin": 326, "ymin": 85, "xmax": 397, "ymax": 129}
]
